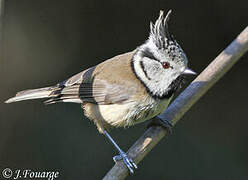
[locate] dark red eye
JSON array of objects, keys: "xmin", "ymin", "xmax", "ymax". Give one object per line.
[{"xmin": 162, "ymin": 62, "xmax": 170, "ymax": 69}]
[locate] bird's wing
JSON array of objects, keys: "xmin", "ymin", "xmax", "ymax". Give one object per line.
[
  {"xmin": 79, "ymin": 78, "xmax": 135, "ymax": 104},
  {"xmin": 45, "ymin": 51, "xmax": 139, "ymax": 105}
]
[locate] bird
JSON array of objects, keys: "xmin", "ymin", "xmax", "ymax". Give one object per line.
[{"xmin": 5, "ymin": 10, "xmax": 196, "ymax": 173}]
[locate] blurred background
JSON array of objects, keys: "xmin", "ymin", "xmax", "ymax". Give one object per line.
[{"xmin": 0, "ymin": 0, "xmax": 247, "ymax": 179}]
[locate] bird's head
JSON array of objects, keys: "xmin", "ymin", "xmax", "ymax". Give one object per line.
[{"xmin": 132, "ymin": 10, "xmax": 196, "ymax": 99}]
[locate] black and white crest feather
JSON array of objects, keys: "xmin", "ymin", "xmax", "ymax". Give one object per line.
[{"xmin": 149, "ymin": 10, "xmax": 174, "ymax": 49}]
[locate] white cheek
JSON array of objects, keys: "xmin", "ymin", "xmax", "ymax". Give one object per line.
[
  {"xmin": 149, "ymin": 65, "xmax": 162, "ymax": 77},
  {"xmin": 133, "ymin": 54, "xmax": 177, "ymax": 97}
]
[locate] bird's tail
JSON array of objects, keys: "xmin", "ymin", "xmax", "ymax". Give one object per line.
[{"xmin": 4, "ymin": 86, "xmax": 55, "ymax": 104}]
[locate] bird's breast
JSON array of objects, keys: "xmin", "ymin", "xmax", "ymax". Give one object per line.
[{"xmin": 96, "ymin": 97, "xmax": 171, "ymax": 128}]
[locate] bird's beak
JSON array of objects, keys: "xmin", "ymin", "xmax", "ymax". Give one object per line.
[{"xmin": 183, "ymin": 67, "xmax": 197, "ymax": 75}]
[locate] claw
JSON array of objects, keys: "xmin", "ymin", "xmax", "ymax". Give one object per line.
[
  {"xmin": 104, "ymin": 131, "xmax": 138, "ymax": 173},
  {"xmin": 113, "ymin": 152, "xmax": 137, "ymax": 173},
  {"xmin": 113, "ymin": 155, "xmax": 122, "ymax": 162},
  {"xmin": 147, "ymin": 117, "xmax": 173, "ymax": 134}
]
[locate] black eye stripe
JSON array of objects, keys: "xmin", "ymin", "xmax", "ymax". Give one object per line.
[
  {"xmin": 141, "ymin": 48, "xmax": 160, "ymax": 62},
  {"xmin": 143, "ymin": 51, "xmax": 156, "ymax": 60}
]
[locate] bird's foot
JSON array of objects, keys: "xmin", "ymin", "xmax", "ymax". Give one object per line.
[
  {"xmin": 147, "ymin": 117, "xmax": 173, "ymax": 134},
  {"xmin": 113, "ymin": 152, "xmax": 137, "ymax": 174}
]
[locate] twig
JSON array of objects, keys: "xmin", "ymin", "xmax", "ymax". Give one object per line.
[{"xmin": 103, "ymin": 26, "xmax": 248, "ymax": 180}]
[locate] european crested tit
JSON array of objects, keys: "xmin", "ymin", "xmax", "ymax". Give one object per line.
[{"xmin": 5, "ymin": 10, "xmax": 196, "ymax": 173}]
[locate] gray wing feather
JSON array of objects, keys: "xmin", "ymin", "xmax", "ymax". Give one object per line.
[
  {"xmin": 89, "ymin": 80, "xmax": 131, "ymax": 104},
  {"xmin": 45, "ymin": 67, "xmax": 134, "ymax": 105}
]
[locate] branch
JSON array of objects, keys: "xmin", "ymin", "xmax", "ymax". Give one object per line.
[{"xmin": 103, "ymin": 26, "xmax": 248, "ymax": 180}]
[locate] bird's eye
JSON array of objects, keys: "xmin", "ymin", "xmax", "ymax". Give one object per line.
[{"xmin": 162, "ymin": 62, "xmax": 170, "ymax": 69}]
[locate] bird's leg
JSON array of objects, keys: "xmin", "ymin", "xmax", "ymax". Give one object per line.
[
  {"xmin": 104, "ymin": 130, "xmax": 137, "ymax": 173},
  {"xmin": 147, "ymin": 116, "xmax": 173, "ymax": 134}
]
